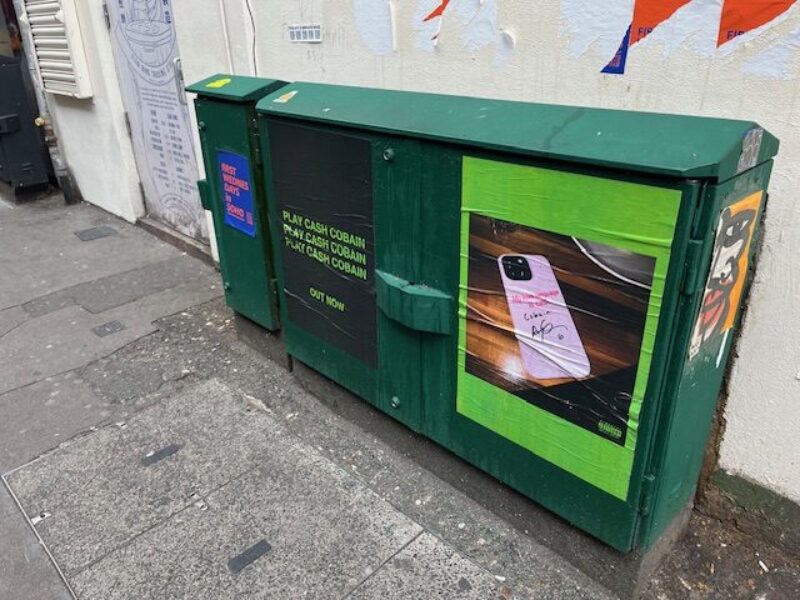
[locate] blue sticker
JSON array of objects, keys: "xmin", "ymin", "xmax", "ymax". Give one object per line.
[
  {"xmin": 602, "ymin": 25, "xmax": 631, "ymax": 75},
  {"xmin": 217, "ymin": 150, "xmax": 256, "ymax": 237}
]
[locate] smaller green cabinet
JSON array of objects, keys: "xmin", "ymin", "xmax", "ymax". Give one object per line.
[{"xmin": 187, "ymin": 74, "xmax": 287, "ymax": 330}]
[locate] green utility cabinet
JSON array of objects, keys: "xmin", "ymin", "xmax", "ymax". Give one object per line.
[
  {"xmin": 256, "ymin": 83, "xmax": 778, "ymax": 552},
  {"xmin": 188, "ymin": 74, "xmax": 287, "ymax": 330}
]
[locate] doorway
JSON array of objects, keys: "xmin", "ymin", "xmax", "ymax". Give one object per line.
[
  {"xmin": 104, "ymin": 0, "xmax": 207, "ymax": 241},
  {"xmin": 0, "ymin": 0, "xmax": 51, "ymax": 195}
]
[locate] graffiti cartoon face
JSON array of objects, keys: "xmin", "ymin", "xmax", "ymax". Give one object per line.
[
  {"xmin": 690, "ymin": 193, "xmax": 762, "ymax": 360},
  {"xmin": 699, "ymin": 207, "xmax": 756, "ymax": 337}
]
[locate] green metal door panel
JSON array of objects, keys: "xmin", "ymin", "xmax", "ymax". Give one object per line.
[
  {"xmin": 195, "ymin": 97, "xmax": 279, "ymax": 330},
  {"xmin": 371, "ymin": 135, "xmax": 704, "ymax": 551},
  {"xmin": 373, "ymin": 137, "xmax": 424, "ymax": 429},
  {"xmin": 260, "ymin": 119, "xmax": 381, "ymax": 404},
  {"xmin": 284, "ymin": 322, "xmax": 379, "ymax": 401},
  {"xmin": 640, "ymin": 161, "xmax": 774, "ymax": 548},
  {"xmin": 431, "ymin": 153, "xmax": 702, "ymax": 552},
  {"xmin": 373, "ymin": 140, "xmax": 463, "ymax": 432}
]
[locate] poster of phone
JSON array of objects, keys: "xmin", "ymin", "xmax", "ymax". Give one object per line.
[
  {"xmin": 467, "ymin": 216, "xmax": 655, "ymax": 447},
  {"xmin": 457, "ymin": 157, "xmax": 682, "ymax": 500}
]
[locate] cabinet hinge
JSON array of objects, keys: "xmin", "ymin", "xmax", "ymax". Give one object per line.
[
  {"xmin": 250, "ymin": 123, "xmax": 263, "ymax": 167},
  {"xmin": 639, "ymin": 473, "xmax": 656, "ymax": 516},
  {"xmin": 680, "ymin": 239, "xmax": 705, "ymax": 296}
]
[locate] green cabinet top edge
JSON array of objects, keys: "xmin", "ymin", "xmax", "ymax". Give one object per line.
[
  {"xmin": 187, "ymin": 74, "xmax": 287, "ymax": 102},
  {"xmin": 256, "ymin": 82, "xmax": 778, "ymax": 182}
]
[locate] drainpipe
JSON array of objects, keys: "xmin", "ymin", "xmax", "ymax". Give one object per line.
[{"xmin": 13, "ymin": 0, "xmax": 82, "ymax": 204}]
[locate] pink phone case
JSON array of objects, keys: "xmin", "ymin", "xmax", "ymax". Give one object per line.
[{"xmin": 498, "ymin": 254, "xmax": 591, "ymax": 380}]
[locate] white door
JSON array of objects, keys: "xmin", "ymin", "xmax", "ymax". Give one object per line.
[{"xmin": 105, "ymin": 0, "xmax": 206, "ymax": 240}]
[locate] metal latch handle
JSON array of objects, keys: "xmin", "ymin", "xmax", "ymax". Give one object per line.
[{"xmin": 375, "ymin": 270, "xmax": 453, "ymax": 335}]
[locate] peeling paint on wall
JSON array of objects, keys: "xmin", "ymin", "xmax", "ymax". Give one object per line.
[
  {"xmin": 742, "ymin": 26, "xmax": 800, "ymax": 78},
  {"xmin": 561, "ymin": 0, "xmax": 634, "ymax": 61},
  {"xmin": 412, "ymin": 0, "xmax": 505, "ymax": 58},
  {"xmin": 414, "ymin": 0, "xmax": 449, "ymax": 50},
  {"xmin": 353, "ymin": 0, "xmax": 396, "ymax": 55},
  {"xmin": 453, "ymin": 0, "xmax": 498, "ymax": 52},
  {"xmin": 634, "ymin": 0, "xmax": 721, "ymax": 57}
]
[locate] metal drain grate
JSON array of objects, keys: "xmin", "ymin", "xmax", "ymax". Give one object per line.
[
  {"xmin": 228, "ymin": 540, "xmax": 272, "ymax": 574},
  {"xmin": 75, "ymin": 226, "xmax": 118, "ymax": 241},
  {"xmin": 91, "ymin": 320, "xmax": 126, "ymax": 337},
  {"xmin": 141, "ymin": 443, "xmax": 182, "ymax": 467}
]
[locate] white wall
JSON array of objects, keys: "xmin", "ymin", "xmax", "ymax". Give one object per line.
[
  {"xmin": 171, "ymin": 0, "xmax": 251, "ymax": 262},
  {"xmin": 45, "ymin": 0, "xmax": 143, "ymax": 222},
  {"xmin": 174, "ymin": 0, "xmax": 800, "ymax": 503}
]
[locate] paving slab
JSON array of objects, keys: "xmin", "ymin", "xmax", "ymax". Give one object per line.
[
  {"xmin": 0, "ymin": 305, "xmax": 28, "ymax": 337},
  {"xmin": 10, "ymin": 379, "xmax": 425, "ymax": 599},
  {"xmin": 8, "ymin": 380, "xmax": 280, "ymax": 574},
  {"xmin": 68, "ymin": 468, "xmax": 420, "ymax": 600},
  {"xmin": 348, "ymin": 531, "xmax": 508, "ymax": 600},
  {"xmin": 22, "ymin": 254, "xmax": 212, "ymax": 318},
  {"xmin": 0, "ymin": 200, "xmax": 178, "ymax": 309},
  {"xmin": 68, "ymin": 490, "xmax": 253, "ymax": 600},
  {"xmin": 0, "ymin": 280, "xmax": 221, "ymax": 395},
  {"xmin": 63, "ymin": 298, "xmax": 615, "ymax": 599},
  {"xmin": 221, "ymin": 455, "xmax": 422, "ymax": 599},
  {"xmin": 0, "ymin": 371, "xmax": 113, "ymax": 474},
  {"xmin": 0, "ymin": 482, "xmax": 72, "ymax": 600}
]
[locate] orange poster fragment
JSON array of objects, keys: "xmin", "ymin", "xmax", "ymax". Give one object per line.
[
  {"xmin": 423, "ymin": 0, "xmax": 450, "ymax": 22},
  {"xmin": 630, "ymin": 0, "xmax": 693, "ymax": 45},
  {"xmin": 718, "ymin": 0, "xmax": 797, "ymax": 46}
]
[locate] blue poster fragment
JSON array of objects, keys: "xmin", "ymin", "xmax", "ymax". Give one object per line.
[
  {"xmin": 602, "ymin": 25, "xmax": 631, "ymax": 75},
  {"xmin": 217, "ymin": 150, "xmax": 256, "ymax": 237}
]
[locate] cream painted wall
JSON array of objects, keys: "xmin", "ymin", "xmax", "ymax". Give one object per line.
[
  {"xmin": 173, "ymin": 0, "xmax": 800, "ymax": 503},
  {"xmin": 171, "ymin": 0, "xmax": 239, "ymax": 262},
  {"xmin": 46, "ymin": 0, "xmax": 143, "ymax": 222}
]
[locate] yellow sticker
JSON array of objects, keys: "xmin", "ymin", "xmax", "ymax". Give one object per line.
[
  {"xmin": 206, "ymin": 78, "xmax": 232, "ymax": 89},
  {"xmin": 273, "ymin": 90, "xmax": 298, "ymax": 104}
]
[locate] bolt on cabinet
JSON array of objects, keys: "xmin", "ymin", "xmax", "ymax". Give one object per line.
[
  {"xmin": 256, "ymin": 83, "xmax": 778, "ymax": 552},
  {"xmin": 187, "ymin": 74, "xmax": 287, "ymax": 331}
]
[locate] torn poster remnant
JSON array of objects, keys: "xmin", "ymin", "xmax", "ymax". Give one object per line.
[
  {"xmin": 718, "ymin": 0, "xmax": 798, "ymax": 46},
  {"xmin": 561, "ymin": 0, "xmax": 799, "ymax": 76},
  {"xmin": 412, "ymin": 0, "xmax": 506, "ymax": 59},
  {"xmin": 353, "ymin": 0, "xmax": 396, "ymax": 55}
]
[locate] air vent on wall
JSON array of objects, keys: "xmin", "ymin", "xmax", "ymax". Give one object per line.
[{"xmin": 18, "ymin": 0, "xmax": 93, "ymax": 98}]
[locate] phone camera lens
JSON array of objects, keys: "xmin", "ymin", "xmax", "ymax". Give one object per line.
[{"xmin": 502, "ymin": 256, "xmax": 533, "ymax": 281}]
